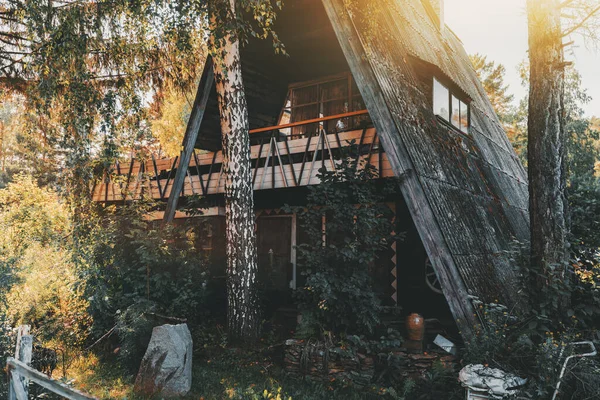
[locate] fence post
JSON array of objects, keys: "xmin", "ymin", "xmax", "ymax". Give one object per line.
[
  {"xmin": 8, "ymin": 326, "xmax": 33, "ymax": 400},
  {"xmin": 19, "ymin": 335, "xmax": 33, "ymax": 397}
]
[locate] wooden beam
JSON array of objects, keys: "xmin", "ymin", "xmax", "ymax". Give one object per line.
[
  {"xmin": 321, "ymin": 0, "xmax": 478, "ymax": 338},
  {"xmin": 7, "ymin": 358, "xmax": 97, "ymax": 400},
  {"xmin": 163, "ymin": 57, "xmax": 215, "ymax": 223}
]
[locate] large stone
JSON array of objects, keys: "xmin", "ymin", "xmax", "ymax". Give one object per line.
[{"xmin": 134, "ymin": 324, "xmax": 193, "ymax": 397}]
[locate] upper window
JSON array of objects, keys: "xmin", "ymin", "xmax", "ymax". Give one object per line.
[
  {"xmin": 433, "ymin": 78, "xmax": 469, "ymax": 133},
  {"xmin": 278, "ymin": 73, "xmax": 368, "ymax": 136}
]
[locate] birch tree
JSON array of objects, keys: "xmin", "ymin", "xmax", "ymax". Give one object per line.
[
  {"xmin": 526, "ymin": 0, "xmax": 599, "ymax": 292},
  {"xmin": 207, "ymin": 0, "xmax": 283, "ymax": 342}
]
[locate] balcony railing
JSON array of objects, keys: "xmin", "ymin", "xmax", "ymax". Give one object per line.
[{"xmin": 91, "ymin": 110, "xmax": 393, "ymax": 203}]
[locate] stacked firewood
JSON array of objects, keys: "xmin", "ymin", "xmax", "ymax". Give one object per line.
[
  {"xmin": 392, "ymin": 349, "xmax": 457, "ymax": 379},
  {"xmin": 284, "ymin": 339, "xmax": 457, "ymax": 385},
  {"xmin": 284, "ymin": 339, "xmax": 375, "ymax": 386}
]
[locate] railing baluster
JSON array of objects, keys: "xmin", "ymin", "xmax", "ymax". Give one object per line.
[
  {"xmin": 253, "ymin": 137, "xmax": 266, "ymax": 186},
  {"xmin": 306, "ymin": 130, "xmax": 323, "ymax": 185},
  {"xmin": 151, "ymin": 154, "xmax": 164, "ymax": 199},
  {"xmin": 274, "ymin": 136, "xmax": 289, "ymax": 187},
  {"xmin": 193, "ymin": 150, "xmax": 206, "ymax": 196},
  {"xmin": 298, "ymin": 132, "xmax": 314, "ymax": 186},
  {"xmin": 271, "ymin": 135, "xmax": 276, "ymax": 189},
  {"xmin": 161, "ymin": 156, "xmax": 179, "ymax": 201},
  {"xmin": 283, "ymin": 137, "xmax": 298, "ymax": 187},
  {"xmin": 124, "ymin": 156, "xmax": 134, "ymax": 202},
  {"xmin": 259, "ymin": 137, "xmax": 273, "ymax": 190},
  {"xmin": 322, "ymin": 128, "xmax": 338, "ymax": 173},
  {"xmin": 205, "ymin": 151, "xmax": 218, "ymax": 195}
]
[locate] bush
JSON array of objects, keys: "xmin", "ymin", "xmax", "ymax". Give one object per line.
[
  {"xmin": 4, "ymin": 243, "xmax": 91, "ymax": 348},
  {"xmin": 288, "ymin": 152, "xmax": 399, "ymax": 337},
  {"xmin": 81, "ymin": 199, "xmax": 211, "ymax": 369}
]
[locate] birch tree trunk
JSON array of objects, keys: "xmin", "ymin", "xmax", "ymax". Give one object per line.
[
  {"xmin": 526, "ymin": 0, "xmax": 569, "ymax": 284},
  {"xmin": 210, "ymin": 0, "xmax": 260, "ymax": 342}
]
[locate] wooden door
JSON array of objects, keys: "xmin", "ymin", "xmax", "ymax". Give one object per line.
[{"xmin": 256, "ymin": 216, "xmax": 293, "ymax": 292}]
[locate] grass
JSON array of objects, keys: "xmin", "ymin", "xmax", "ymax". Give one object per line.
[{"xmin": 59, "ymin": 345, "xmax": 392, "ymax": 400}]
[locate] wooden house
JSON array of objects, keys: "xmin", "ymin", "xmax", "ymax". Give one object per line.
[{"xmin": 92, "ymin": 0, "xmax": 529, "ymax": 339}]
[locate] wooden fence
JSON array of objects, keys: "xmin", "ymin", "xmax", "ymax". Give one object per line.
[{"xmin": 7, "ymin": 326, "xmax": 96, "ymax": 400}]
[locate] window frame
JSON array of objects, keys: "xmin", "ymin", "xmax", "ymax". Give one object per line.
[
  {"xmin": 278, "ymin": 72, "xmax": 367, "ymax": 135},
  {"xmin": 433, "ymin": 77, "xmax": 470, "ymax": 134}
]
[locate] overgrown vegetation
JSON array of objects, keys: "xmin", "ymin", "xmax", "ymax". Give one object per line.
[
  {"xmin": 289, "ymin": 154, "xmax": 398, "ymax": 337},
  {"xmin": 0, "ymin": 1, "xmax": 597, "ymax": 398}
]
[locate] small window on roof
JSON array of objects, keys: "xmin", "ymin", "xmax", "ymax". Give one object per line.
[
  {"xmin": 433, "ymin": 78, "xmax": 449, "ymax": 120},
  {"xmin": 433, "ymin": 77, "xmax": 469, "ymax": 133}
]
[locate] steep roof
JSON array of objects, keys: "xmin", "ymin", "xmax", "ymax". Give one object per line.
[
  {"xmin": 321, "ymin": 0, "xmax": 530, "ymax": 335},
  {"xmin": 189, "ymin": 0, "xmax": 529, "ymax": 337}
]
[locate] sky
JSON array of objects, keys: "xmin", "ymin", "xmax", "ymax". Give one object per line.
[{"xmin": 444, "ymin": 0, "xmax": 600, "ymax": 117}]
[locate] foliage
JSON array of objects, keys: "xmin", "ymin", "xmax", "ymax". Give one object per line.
[
  {"xmin": 288, "ymin": 154, "xmax": 398, "ymax": 337},
  {"xmin": 190, "ymin": 346, "xmax": 382, "ymax": 400},
  {"xmin": 82, "ymin": 199, "xmax": 211, "ymax": 369},
  {"xmin": 0, "ymin": 314, "xmax": 14, "ymax": 396},
  {"xmin": 0, "ymin": 174, "xmax": 70, "ymax": 257},
  {"xmin": 469, "ymin": 54, "xmax": 514, "ymax": 123},
  {"xmin": 150, "ymin": 84, "xmax": 195, "ymax": 157},
  {"xmin": 463, "ymin": 267, "xmax": 600, "ymax": 399},
  {"xmin": 0, "ymin": 175, "xmax": 89, "ymax": 400},
  {"xmin": 387, "ymin": 361, "xmax": 462, "ymax": 400},
  {"xmin": 113, "ymin": 299, "xmax": 162, "ymax": 369},
  {"xmin": 0, "ymin": 175, "xmax": 87, "ymax": 350},
  {"xmin": 0, "ymin": 95, "xmax": 29, "ymax": 186},
  {"xmin": 4, "ymin": 243, "xmax": 91, "ymax": 348}
]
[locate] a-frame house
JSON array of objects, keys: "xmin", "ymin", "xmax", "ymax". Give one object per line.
[{"xmin": 93, "ymin": 0, "xmax": 529, "ymax": 339}]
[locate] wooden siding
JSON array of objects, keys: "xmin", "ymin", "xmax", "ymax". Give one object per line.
[{"xmin": 92, "ymin": 128, "xmax": 393, "ymax": 202}]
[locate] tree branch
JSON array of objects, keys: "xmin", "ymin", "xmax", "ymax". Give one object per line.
[
  {"xmin": 562, "ymin": 4, "xmax": 600, "ymax": 37},
  {"xmin": 559, "ymin": 0, "xmax": 577, "ymax": 9}
]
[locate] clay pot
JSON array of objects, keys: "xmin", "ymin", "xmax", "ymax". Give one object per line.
[{"xmin": 406, "ymin": 313, "xmax": 425, "ymax": 341}]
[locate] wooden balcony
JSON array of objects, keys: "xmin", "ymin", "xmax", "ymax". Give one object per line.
[{"xmin": 91, "ymin": 111, "xmax": 394, "ymax": 203}]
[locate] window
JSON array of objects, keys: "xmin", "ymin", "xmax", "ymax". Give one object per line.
[
  {"xmin": 433, "ymin": 78, "xmax": 469, "ymax": 133},
  {"xmin": 433, "ymin": 78, "xmax": 450, "ymax": 120},
  {"xmin": 278, "ymin": 73, "xmax": 368, "ymax": 136}
]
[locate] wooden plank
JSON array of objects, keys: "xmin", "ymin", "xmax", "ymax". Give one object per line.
[
  {"xmin": 9, "ymin": 371, "xmax": 27, "ymax": 400},
  {"xmin": 321, "ymin": 0, "xmax": 477, "ymax": 338},
  {"xmin": 17, "ymin": 335, "xmax": 32, "ymax": 399},
  {"xmin": 145, "ymin": 207, "xmax": 226, "ymax": 221},
  {"xmin": 91, "ymin": 153, "xmax": 394, "ymax": 201},
  {"xmin": 7, "ymin": 358, "xmax": 97, "ymax": 400},
  {"xmin": 164, "ymin": 57, "xmax": 215, "ymax": 223},
  {"xmin": 96, "ymin": 129, "xmax": 377, "ymax": 181}
]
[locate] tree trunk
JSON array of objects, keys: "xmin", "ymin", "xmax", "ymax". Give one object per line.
[
  {"xmin": 210, "ymin": 0, "xmax": 260, "ymax": 342},
  {"xmin": 526, "ymin": 0, "xmax": 569, "ymax": 286}
]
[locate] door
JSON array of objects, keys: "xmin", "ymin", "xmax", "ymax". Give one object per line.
[{"xmin": 256, "ymin": 216, "xmax": 294, "ymax": 293}]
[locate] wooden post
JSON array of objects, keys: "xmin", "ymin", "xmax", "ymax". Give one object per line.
[
  {"xmin": 163, "ymin": 57, "xmax": 215, "ymax": 223},
  {"xmin": 7, "ymin": 358, "xmax": 97, "ymax": 400},
  {"xmin": 19, "ymin": 335, "xmax": 33, "ymax": 395},
  {"xmin": 9, "ymin": 328, "xmax": 32, "ymax": 400}
]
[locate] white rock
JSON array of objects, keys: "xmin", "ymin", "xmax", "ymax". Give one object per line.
[{"xmin": 134, "ymin": 324, "xmax": 193, "ymax": 397}]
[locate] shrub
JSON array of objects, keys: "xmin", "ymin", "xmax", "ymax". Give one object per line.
[
  {"xmin": 4, "ymin": 244, "xmax": 91, "ymax": 348},
  {"xmin": 81, "ymin": 199, "xmax": 211, "ymax": 369},
  {"xmin": 288, "ymin": 152, "xmax": 399, "ymax": 336}
]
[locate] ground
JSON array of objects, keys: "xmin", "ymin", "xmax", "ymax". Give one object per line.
[{"xmin": 65, "ymin": 348, "xmax": 397, "ymax": 400}]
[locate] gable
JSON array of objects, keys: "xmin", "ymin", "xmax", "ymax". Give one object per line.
[{"xmin": 195, "ymin": 0, "xmax": 350, "ymax": 150}]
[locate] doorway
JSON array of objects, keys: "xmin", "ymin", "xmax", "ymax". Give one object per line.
[{"xmin": 256, "ymin": 214, "xmax": 297, "ymax": 313}]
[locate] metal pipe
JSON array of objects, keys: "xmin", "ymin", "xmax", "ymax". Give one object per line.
[{"xmin": 552, "ymin": 341, "xmax": 597, "ymax": 400}]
